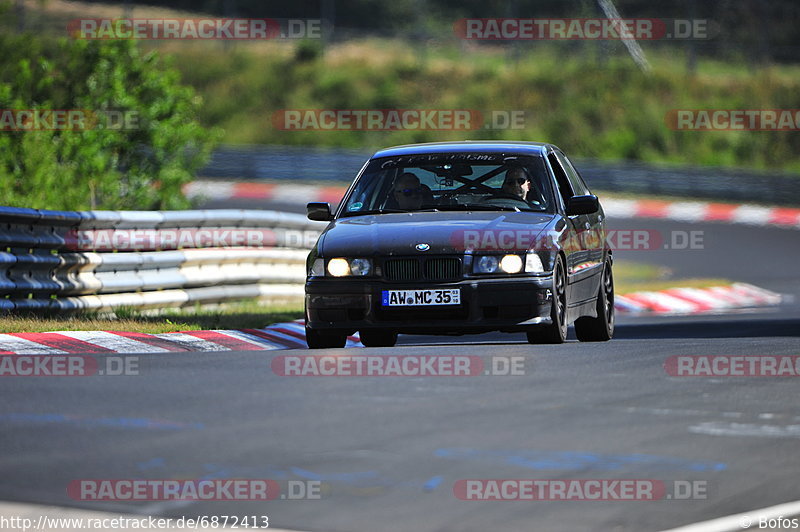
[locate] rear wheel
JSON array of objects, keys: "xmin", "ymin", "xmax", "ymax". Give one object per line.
[
  {"xmin": 305, "ymin": 327, "xmax": 347, "ymax": 349},
  {"xmin": 359, "ymin": 329, "xmax": 398, "ymax": 348},
  {"xmin": 574, "ymin": 258, "xmax": 614, "ymax": 342},
  {"xmin": 526, "ymin": 255, "xmax": 567, "ymax": 344}
]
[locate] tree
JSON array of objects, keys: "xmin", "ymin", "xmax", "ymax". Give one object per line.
[{"xmin": 0, "ymin": 35, "xmax": 219, "ymax": 210}]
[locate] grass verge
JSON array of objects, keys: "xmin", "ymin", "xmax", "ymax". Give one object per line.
[
  {"xmin": 613, "ymin": 260, "xmax": 730, "ymax": 294},
  {"xmin": 0, "ymin": 300, "xmax": 304, "ymax": 334}
]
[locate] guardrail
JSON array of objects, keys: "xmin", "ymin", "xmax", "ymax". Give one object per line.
[
  {"xmin": 201, "ymin": 145, "xmax": 800, "ymax": 206},
  {"xmin": 0, "ymin": 206, "xmax": 325, "ymax": 313}
]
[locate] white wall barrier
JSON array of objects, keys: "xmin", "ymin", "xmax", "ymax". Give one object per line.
[{"xmin": 0, "ymin": 206, "xmax": 325, "ymax": 312}]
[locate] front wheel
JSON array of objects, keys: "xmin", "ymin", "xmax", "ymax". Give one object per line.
[
  {"xmin": 574, "ymin": 258, "xmax": 614, "ymax": 342},
  {"xmin": 526, "ymin": 255, "xmax": 568, "ymax": 344},
  {"xmin": 306, "ymin": 327, "xmax": 347, "ymax": 349}
]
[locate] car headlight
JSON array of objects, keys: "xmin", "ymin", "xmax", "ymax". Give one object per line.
[
  {"xmin": 326, "ymin": 258, "xmax": 373, "ymax": 277},
  {"xmin": 474, "ymin": 254, "xmax": 524, "ymax": 274},
  {"xmin": 475, "ymin": 255, "xmax": 499, "ymax": 274},
  {"xmin": 349, "ymin": 258, "xmax": 372, "ymax": 276},
  {"xmin": 327, "ymin": 258, "xmax": 351, "ymax": 277},
  {"xmin": 525, "ymin": 252, "xmax": 545, "ymax": 273},
  {"xmin": 310, "ymin": 258, "xmax": 325, "ymax": 276},
  {"xmin": 500, "ymin": 254, "xmax": 523, "ymax": 274}
]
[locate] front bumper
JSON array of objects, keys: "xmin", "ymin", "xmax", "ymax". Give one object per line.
[{"xmin": 305, "ymin": 275, "xmax": 554, "ymax": 335}]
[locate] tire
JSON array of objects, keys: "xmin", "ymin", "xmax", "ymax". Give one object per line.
[
  {"xmin": 305, "ymin": 327, "xmax": 347, "ymax": 349},
  {"xmin": 574, "ymin": 258, "xmax": 615, "ymax": 342},
  {"xmin": 359, "ymin": 329, "xmax": 398, "ymax": 348},
  {"xmin": 526, "ymin": 255, "xmax": 568, "ymax": 344}
]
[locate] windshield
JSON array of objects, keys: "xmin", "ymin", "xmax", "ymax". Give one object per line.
[{"xmin": 339, "ymin": 153, "xmax": 556, "ymax": 217}]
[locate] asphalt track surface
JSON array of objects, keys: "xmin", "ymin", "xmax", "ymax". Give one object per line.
[{"xmin": 2, "ymin": 199, "xmax": 800, "ymax": 531}]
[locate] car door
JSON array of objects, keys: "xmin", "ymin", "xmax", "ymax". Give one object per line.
[
  {"xmin": 545, "ymin": 150, "xmax": 594, "ymax": 305},
  {"xmin": 554, "ymin": 149, "xmax": 604, "ymax": 299}
]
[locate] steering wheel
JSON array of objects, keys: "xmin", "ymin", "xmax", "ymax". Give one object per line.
[{"xmin": 482, "ymin": 193, "xmax": 540, "ymax": 208}]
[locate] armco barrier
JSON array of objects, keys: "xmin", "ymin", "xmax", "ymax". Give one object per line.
[
  {"xmin": 0, "ymin": 206, "xmax": 326, "ymax": 312},
  {"xmin": 201, "ymin": 145, "xmax": 800, "ymax": 206}
]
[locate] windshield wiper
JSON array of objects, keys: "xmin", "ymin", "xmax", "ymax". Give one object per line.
[{"xmin": 339, "ymin": 208, "xmax": 409, "ymax": 217}]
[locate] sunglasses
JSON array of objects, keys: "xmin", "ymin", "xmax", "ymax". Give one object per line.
[
  {"xmin": 394, "ymin": 188, "xmax": 421, "ymax": 196},
  {"xmin": 509, "ymin": 178, "xmax": 529, "ymax": 185}
]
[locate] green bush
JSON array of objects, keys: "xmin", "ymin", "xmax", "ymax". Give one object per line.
[{"xmin": 0, "ymin": 35, "xmax": 219, "ymax": 210}]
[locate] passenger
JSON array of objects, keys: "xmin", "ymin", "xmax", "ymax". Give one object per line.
[{"xmin": 419, "ymin": 184, "xmax": 435, "ymax": 206}]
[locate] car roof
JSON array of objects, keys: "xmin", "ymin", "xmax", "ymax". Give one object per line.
[{"xmin": 372, "ymin": 141, "xmax": 551, "ymax": 158}]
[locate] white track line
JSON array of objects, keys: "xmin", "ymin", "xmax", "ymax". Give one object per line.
[{"xmin": 660, "ymin": 499, "xmax": 800, "ymax": 531}]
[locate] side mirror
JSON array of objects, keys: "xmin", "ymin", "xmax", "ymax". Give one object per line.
[
  {"xmin": 307, "ymin": 202, "xmax": 333, "ymax": 221},
  {"xmin": 566, "ymin": 195, "xmax": 599, "ymax": 216}
]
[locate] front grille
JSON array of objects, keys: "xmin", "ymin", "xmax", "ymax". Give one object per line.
[
  {"xmin": 425, "ymin": 258, "xmax": 461, "ymax": 280},
  {"xmin": 385, "ymin": 259, "xmax": 421, "ymax": 281},
  {"xmin": 384, "ymin": 257, "xmax": 461, "ymax": 282}
]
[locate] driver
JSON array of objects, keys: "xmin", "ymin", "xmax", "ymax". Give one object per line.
[
  {"xmin": 501, "ymin": 167, "xmax": 531, "ymax": 200},
  {"xmin": 392, "ymin": 173, "xmax": 425, "ymax": 210}
]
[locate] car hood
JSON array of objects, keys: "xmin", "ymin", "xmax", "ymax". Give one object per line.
[{"xmin": 318, "ymin": 211, "xmax": 557, "ymax": 256}]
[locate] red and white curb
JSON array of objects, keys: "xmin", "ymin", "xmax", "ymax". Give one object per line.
[
  {"xmin": 0, "ymin": 284, "xmax": 783, "ymax": 354},
  {"xmin": 601, "ymin": 198, "xmax": 800, "ymax": 229},
  {"xmin": 616, "ymin": 282, "xmax": 782, "ymax": 315},
  {"xmin": 185, "ymin": 180, "xmax": 800, "ymax": 230},
  {"xmin": 185, "ymin": 181, "xmax": 347, "ymax": 206},
  {"xmin": 0, "ymin": 321, "xmax": 362, "ymax": 355}
]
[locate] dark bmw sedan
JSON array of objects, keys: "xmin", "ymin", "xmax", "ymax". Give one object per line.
[{"xmin": 304, "ymin": 141, "xmax": 614, "ymax": 348}]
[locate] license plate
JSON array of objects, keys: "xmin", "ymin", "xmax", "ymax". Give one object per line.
[{"xmin": 381, "ymin": 289, "xmax": 461, "ymax": 307}]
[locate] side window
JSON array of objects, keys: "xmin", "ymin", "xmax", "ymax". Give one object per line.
[
  {"xmin": 347, "ymin": 168, "xmax": 396, "ymax": 211},
  {"xmin": 555, "ymin": 151, "xmax": 590, "ymax": 196},
  {"xmin": 547, "ymin": 152, "xmax": 574, "ymax": 205}
]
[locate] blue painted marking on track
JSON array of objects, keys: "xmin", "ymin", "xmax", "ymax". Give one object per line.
[
  {"xmin": 423, "ymin": 476, "xmax": 443, "ymax": 491},
  {"xmin": 191, "ymin": 463, "xmax": 381, "ymax": 486},
  {"xmin": 290, "ymin": 467, "xmax": 381, "ymax": 484},
  {"xmin": 434, "ymin": 448, "xmax": 727, "ymax": 472},
  {"xmin": 125, "ymin": 447, "xmax": 726, "ymax": 500},
  {"xmin": 0, "ymin": 413, "xmax": 204, "ymax": 430},
  {"xmin": 137, "ymin": 458, "xmax": 166, "ymax": 471}
]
